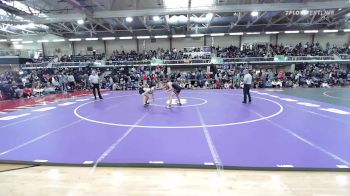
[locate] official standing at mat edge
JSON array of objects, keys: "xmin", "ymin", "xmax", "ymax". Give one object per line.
[
  {"xmin": 89, "ymin": 70, "xmax": 103, "ymax": 100},
  {"xmin": 242, "ymin": 69, "xmax": 252, "ymax": 103}
]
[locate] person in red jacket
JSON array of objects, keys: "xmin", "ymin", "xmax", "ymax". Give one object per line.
[{"xmin": 23, "ymin": 88, "xmax": 33, "ymax": 98}]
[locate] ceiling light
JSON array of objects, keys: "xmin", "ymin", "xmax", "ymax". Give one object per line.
[
  {"xmin": 251, "ymin": 11, "xmax": 259, "ymax": 17},
  {"xmin": 10, "ymin": 38, "xmax": 23, "ymax": 42},
  {"xmin": 119, "ymin": 36, "xmax": 133, "ymax": 39},
  {"xmin": 284, "ymin": 30, "xmax": 300, "ymax": 34},
  {"xmin": 229, "ymin": 32, "xmax": 244, "ymax": 35},
  {"xmin": 323, "ymin": 30, "xmax": 338, "ymax": 33},
  {"xmin": 0, "ymin": 39, "xmax": 7, "ymax": 42},
  {"xmin": 53, "ymin": 39, "xmax": 65, "ymax": 42},
  {"xmin": 206, "ymin": 13, "xmax": 214, "ymax": 19},
  {"xmin": 210, "ymin": 33, "xmax": 224, "ymax": 36},
  {"xmin": 265, "ymin": 31, "xmax": 279, "ymax": 34},
  {"xmin": 37, "ymin": 40, "xmax": 49, "ymax": 43},
  {"xmin": 300, "ymin": 10, "xmax": 309, "ymax": 16},
  {"xmin": 163, "ymin": 0, "xmax": 188, "ymax": 9},
  {"xmin": 77, "ymin": 19, "xmax": 84, "ymax": 25},
  {"xmin": 153, "ymin": 16, "xmax": 160, "ymax": 21},
  {"xmin": 343, "ymin": 29, "xmax": 350, "ymax": 32},
  {"xmin": 154, "ymin": 35, "xmax": 168, "ymax": 38},
  {"xmin": 85, "ymin": 38, "xmax": 98, "ymax": 41},
  {"xmin": 304, "ymin": 30, "xmax": 318, "ymax": 33},
  {"xmin": 137, "ymin": 36, "xmax": 150, "ymax": 39},
  {"xmin": 246, "ymin": 32, "xmax": 260, "ymax": 35},
  {"xmin": 172, "ymin": 35, "xmax": 186, "ymax": 38},
  {"xmin": 22, "ymin": 41, "xmax": 34, "ymax": 44},
  {"xmin": 190, "ymin": 34, "xmax": 204, "ymax": 37},
  {"xmin": 68, "ymin": 38, "xmax": 82, "ymax": 41},
  {"xmin": 28, "ymin": 23, "xmax": 35, "ymax": 28},
  {"xmin": 102, "ymin": 37, "xmax": 115, "ymax": 40},
  {"xmin": 126, "ymin": 17, "xmax": 133, "ymax": 22},
  {"xmin": 191, "ymin": 0, "xmax": 215, "ymax": 8},
  {"xmin": 13, "ymin": 44, "xmax": 23, "ymax": 49}
]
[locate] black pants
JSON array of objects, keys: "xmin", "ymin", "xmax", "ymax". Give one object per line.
[
  {"xmin": 92, "ymin": 83, "xmax": 103, "ymax": 99},
  {"xmin": 69, "ymin": 82, "xmax": 75, "ymax": 90},
  {"xmin": 243, "ymin": 84, "xmax": 251, "ymax": 102}
]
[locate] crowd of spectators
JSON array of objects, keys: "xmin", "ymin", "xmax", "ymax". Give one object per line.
[
  {"xmin": 2, "ymin": 43, "xmax": 350, "ymax": 100},
  {"xmin": 216, "ymin": 42, "xmax": 350, "ymax": 58},
  {"xmin": 28, "ymin": 42, "xmax": 350, "ymax": 64},
  {"xmin": 1, "ymin": 62, "xmax": 349, "ymax": 100},
  {"xmin": 106, "ymin": 42, "xmax": 350, "ymax": 62},
  {"xmin": 253, "ymin": 64, "xmax": 350, "ymax": 88}
]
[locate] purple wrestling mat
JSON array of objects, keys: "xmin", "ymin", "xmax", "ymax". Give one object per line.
[{"xmin": 0, "ymin": 90, "xmax": 349, "ymax": 171}]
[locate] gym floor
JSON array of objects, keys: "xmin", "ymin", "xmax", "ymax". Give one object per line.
[
  {"xmin": 0, "ymin": 165, "xmax": 349, "ymax": 196},
  {"xmin": 0, "ymin": 88, "xmax": 349, "ymax": 195}
]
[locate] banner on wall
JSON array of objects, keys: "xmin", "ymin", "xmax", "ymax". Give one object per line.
[
  {"xmin": 210, "ymin": 56, "xmax": 223, "ymax": 64},
  {"xmin": 274, "ymin": 55, "xmax": 287, "ymax": 61},
  {"xmin": 94, "ymin": 60, "xmax": 105, "ymax": 66},
  {"xmin": 151, "ymin": 58, "xmax": 163, "ymax": 65}
]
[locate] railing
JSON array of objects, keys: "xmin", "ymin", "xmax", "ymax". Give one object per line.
[
  {"xmin": 21, "ymin": 61, "xmax": 95, "ymax": 69},
  {"xmin": 338, "ymin": 54, "xmax": 350, "ymax": 59},
  {"xmin": 223, "ymin": 57, "xmax": 275, "ymax": 62},
  {"xmin": 286, "ymin": 56, "xmax": 335, "ymax": 61},
  {"xmin": 20, "ymin": 55, "xmax": 350, "ymax": 69}
]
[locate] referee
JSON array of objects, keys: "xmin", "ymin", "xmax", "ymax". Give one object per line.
[
  {"xmin": 242, "ymin": 69, "xmax": 252, "ymax": 103},
  {"xmin": 89, "ymin": 70, "xmax": 103, "ymax": 100}
]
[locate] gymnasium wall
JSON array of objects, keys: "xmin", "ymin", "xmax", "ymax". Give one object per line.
[
  {"xmin": 277, "ymin": 34, "xmax": 312, "ymax": 46},
  {"xmin": 20, "ymin": 43, "xmax": 42, "ymax": 50},
  {"xmin": 209, "ymin": 36, "xmax": 240, "ymax": 47},
  {"xmin": 106, "ymin": 39, "xmax": 137, "ymax": 55},
  {"xmin": 241, "ymin": 34, "xmax": 271, "ymax": 44},
  {"xmin": 44, "ymin": 42, "xmax": 73, "ymax": 57},
  {"xmin": 138, "ymin": 38, "xmax": 170, "ymax": 52},
  {"xmin": 314, "ymin": 33, "xmax": 350, "ymax": 48},
  {"xmin": 73, "ymin": 40, "xmax": 104, "ymax": 55},
  {"xmin": 0, "ymin": 42, "xmax": 10, "ymax": 50},
  {"xmin": 172, "ymin": 37, "xmax": 205, "ymax": 49},
  {"xmin": 5, "ymin": 34, "xmax": 72, "ymax": 57}
]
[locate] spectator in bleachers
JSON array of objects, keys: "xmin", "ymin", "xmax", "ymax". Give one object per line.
[{"xmin": 2, "ymin": 42, "xmax": 350, "ymax": 101}]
